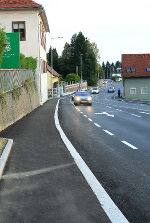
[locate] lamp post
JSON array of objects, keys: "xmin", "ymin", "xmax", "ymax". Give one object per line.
[{"xmin": 51, "ymin": 37, "xmax": 63, "ymax": 98}]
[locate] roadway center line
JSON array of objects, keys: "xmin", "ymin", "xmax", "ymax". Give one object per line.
[
  {"xmin": 94, "ymin": 123, "xmax": 101, "ymax": 128},
  {"xmin": 103, "ymin": 130, "xmax": 114, "ymax": 136},
  {"xmin": 131, "ymin": 114, "xmax": 141, "ymax": 118},
  {"xmin": 55, "ymin": 99, "xmax": 129, "ymax": 223},
  {"xmin": 121, "ymin": 141, "xmax": 139, "ymax": 150}
]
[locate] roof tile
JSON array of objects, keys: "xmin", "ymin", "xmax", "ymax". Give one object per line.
[{"xmin": 0, "ymin": 0, "xmax": 42, "ymax": 9}]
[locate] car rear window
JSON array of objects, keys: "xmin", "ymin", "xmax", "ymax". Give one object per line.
[{"xmin": 76, "ymin": 92, "xmax": 90, "ymax": 96}]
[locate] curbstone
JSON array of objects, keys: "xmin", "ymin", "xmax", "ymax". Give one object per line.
[{"xmin": 0, "ymin": 139, "xmax": 13, "ymax": 179}]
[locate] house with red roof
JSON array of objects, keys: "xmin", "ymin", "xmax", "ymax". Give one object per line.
[
  {"xmin": 0, "ymin": 0, "xmax": 50, "ymax": 104},
  {"xmin": 122, "ymin": 54, "xmax": 150, "ymax": 100}
]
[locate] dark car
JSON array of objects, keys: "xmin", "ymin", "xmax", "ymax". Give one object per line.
[
  {"xmin": 108, "ymin": 86, "xmax": 115, "ymax": 93},
  {"xmin": 74, "ymin": 91, "xmax": 92, "ymax": 105}
]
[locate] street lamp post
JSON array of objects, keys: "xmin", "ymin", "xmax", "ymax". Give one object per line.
[{"xmin": 51, "ymin": 37, "xmax": 63, "ymax": 98}]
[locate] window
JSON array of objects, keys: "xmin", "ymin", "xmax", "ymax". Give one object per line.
[
  {"xmin": 141, "ymin": 87, "xmax": 147, "ymax": 94},
  {"xmin": 130, "ymin": 88, "xmax": 136, "ymax": 95},
  {"xmin": 146, "ymin": 68, "xmax": 150, "ymax": 72},
  {"xmin": 12, "ymin": 21, "xmax": 26, "ymax": 41},
  {"xmin": 126, "ymin": 67, "xmax": 136, "ymax": 73}
]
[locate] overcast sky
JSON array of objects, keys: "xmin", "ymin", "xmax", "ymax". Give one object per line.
[{"xmin": 36, "ymin": 0, "xmax": 150, "ymax": 64}]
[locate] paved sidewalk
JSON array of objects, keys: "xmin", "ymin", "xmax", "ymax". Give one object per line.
[{"xmin": 0, "ymin": 99, "xmax": 110, "ymax": 223}]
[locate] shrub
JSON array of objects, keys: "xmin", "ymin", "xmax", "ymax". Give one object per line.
[
  {"xmin": 65, "ymin": 73, "xmax": 80, "ymax": 83},
  {"xmin": 20, "ymin": 54, "xmax": 37, "ymax": 72}
]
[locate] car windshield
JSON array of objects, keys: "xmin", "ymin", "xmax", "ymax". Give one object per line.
[
  {"xmin": 75, "ymin": 92, "xmax": 90, "ymax": 96},
  {"xmin": 93, "ymin": 88, "xmax": 98, "ymax": 90}
]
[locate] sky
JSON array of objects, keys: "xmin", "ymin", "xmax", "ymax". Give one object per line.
[{"xmin": 36, "ymin": 0, "xmax": 150, "ymax": 64}]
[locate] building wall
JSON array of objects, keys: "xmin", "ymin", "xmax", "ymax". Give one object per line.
[
  {"xmin": 124, "ymin": 78, "xmax": 150, "ymax": 100},
  {"xmin": 0, "ymin": 10, "xmax": 39, "ymax": 58}
]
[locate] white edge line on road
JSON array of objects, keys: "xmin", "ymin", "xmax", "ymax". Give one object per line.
[
  {"xmin": 88, "ymin": 118, "xmax": 93, "ymax": 122},
  {"xmin": 94, "ymin": 123, "xmax": 101, "ymax": 128},
  {"xmin": 54, "ymin": 99, "xmax": 129, "ymax": 223},
  {"xmin": 131, "ymin": 114, "xmax": 141, "ymax": 118},
  {"xmin": 121, "ymin": 141, "xmax": 139, "ymax": 150},
  {"xmin": 103, "ymin": 130, "xmax": 114, "ymax": 136},
  {"xmin": 139, "ymin": 111, "xmax": 150, "ymax": 115}
]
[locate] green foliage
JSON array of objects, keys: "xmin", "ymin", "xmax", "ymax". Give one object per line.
[
  {"xmin": 0, "ymin": 28, "xmax": 8, "ymax": 67},
  {"xmin": 0, "ymin": 90, "xmax": 7, "ymax": 106},
  {"xmin": 24, "ymin": 78, "xmax": 37, "ymax": 93},
  {"xmin": 20, "ymin": 54, "xmax": 37, "ymax": 72},
  {"xmin": 65, "ymin": 73, "xmax": 80, "ymax": 83},
  {"xmin": 10, "ymin": 86, "xmax": 21, "ymax": 101}
]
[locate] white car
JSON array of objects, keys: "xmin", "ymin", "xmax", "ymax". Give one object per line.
[{"xmin": 91, "ymin": 87, "xmax": 99, "ymax": 94}]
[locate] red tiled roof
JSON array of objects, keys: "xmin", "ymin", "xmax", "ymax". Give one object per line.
[
  {"xmin": 122, "ymin": 54, "xmax": 150, "ymax": 78},
  {"xmin": 0, "ymin": 0, "xmax": 42, "ymax": 9},
  {"xmin": 47, "ymin": 65, "xmax": 61, "ymax": 78}
]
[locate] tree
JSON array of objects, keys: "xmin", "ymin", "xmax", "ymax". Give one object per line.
[
  {"xmin": 0, "ymin": 28, "xmax": 7, "ymax": 67},
  {"xmin": 65, "ymin": 73, "xmax": 80, "ymax": 83}
]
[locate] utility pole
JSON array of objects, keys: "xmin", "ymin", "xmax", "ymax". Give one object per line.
[{"xmin": 80, "ymin": 54, "xmax": 83, "ymax": 90}]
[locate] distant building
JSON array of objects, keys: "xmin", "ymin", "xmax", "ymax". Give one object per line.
[
  {"xmin": 122, "ymin": 54, "xmax": 150, "ymax": 100},
  {"xmin": 0, "ymin": 0, "xmax": 50, "ymax": 104}
]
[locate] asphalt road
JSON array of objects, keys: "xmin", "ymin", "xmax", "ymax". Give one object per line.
[{"xmin": 59, "ymin": 84, "xmax": 150, "ymax": 223}]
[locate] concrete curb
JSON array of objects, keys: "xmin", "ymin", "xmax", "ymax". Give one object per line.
[{"xmin": 0, "ymin": 139, "xmax": 13, "ymax": 179}]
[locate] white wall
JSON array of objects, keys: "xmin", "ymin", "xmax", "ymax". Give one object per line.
[{"xmin": 41, "ymin": 73, "xmax": 48, "ymax": 104}]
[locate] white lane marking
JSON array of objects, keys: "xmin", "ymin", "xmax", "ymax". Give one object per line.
[
  {"xmin": 80, "ymin": 111, "xmax": 83, "ymax": 114},
  {"xmin": 103, "ymin": 130, "xmax": 114, "ymax": 136},
  {"xmin": 106, "ymin": 106, "xmax": 112, "ymax": 108},
  {"xmin": 139, "ymin": 111, "xmax": 150, "ymax": 115},
  {"xmin": 95, "ymin": 112, "xmax": 114, "ymax": 118},
  {"xmin": 55, "ymin": 100, "xmax": 129, "ymax": 223},
  {"xmin": 116, "ymin": 109, "xmax": 122, "ymax": 112},
  {"xmin": 131, "ymin": 114, "xmax": 141, "ymax": 118},
  {"xmin": 121, "ymin": 141, "xmax": 138, "ymax": 150},
  {"xmin": 94, "ymin": 123, "xmax": 101, "ymax": 128},
  {"xmin": 84, "ymin": 114, "xmax": 87, "ymax": 117},
  {"xmin": 88, "ymin": 118, "xmax": 93, "ymax": 122}
]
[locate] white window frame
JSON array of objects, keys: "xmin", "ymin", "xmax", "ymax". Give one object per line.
[
  {"xmin": 130, "ymin": 88, "xmax": 136, "ymax": 95},
  {"xmin": 141, "ymin": 87, "xmax": 148, "ymax": 95}
]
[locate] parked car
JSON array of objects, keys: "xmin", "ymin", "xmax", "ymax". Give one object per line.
[
  {"xmin": 71, "ymin": 92, "xmax": 76, "ymax": 101},
  {"xmin": 108, "ymin": 86, "xmax": 115, "ymax": 93},
  {"xmin": 91, "ymin": 87, "xmax": 99, "ymax": 94},
  {"xmin": 74, "ymin": 91, "xmax": 92, "ymax": 105}
]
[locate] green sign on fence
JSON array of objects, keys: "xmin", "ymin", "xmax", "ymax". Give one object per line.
[{"xmin": 1, "ymin": 33, "xmax": 20, "ymax": 69}]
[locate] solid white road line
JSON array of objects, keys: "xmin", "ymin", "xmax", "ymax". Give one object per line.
[
  {"xmin": 88, "ymin": 118, "xmax": 93, "ymax": 122},
  {"xmin": 94, "ymin": 123, "xmax": 101, "ymax": 128},
  {"xmin": 131, "ymin": 114, "xmax": 141, "ymax": 118},
  {"xmin": 103, "ymin": 130, "xmax": 114, "ymax": 136},
  {"xmin": 121, "ymin": 141, "xmax": 138, "ymax": 150},
  {"xmin": 55, "ymin": 100, "xmax": 129, "ymax": 223}
]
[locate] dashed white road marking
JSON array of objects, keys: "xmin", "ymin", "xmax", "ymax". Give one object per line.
[
  {"xmin": 131, "ymin": 114, "xmax": 141, "ymax": 118},
  {"xmin": 121, "ymin": 141, "xmax": 138, "ymax": 150},
  {"xmin": 139, "ymin": 111, "xmax": 150, "ymax": 115},
  {"xmin": 84, "ymin": 114, "xmax": 87, "ymax": 117},
  {"xmin": 94, "ymin": 123, "xmax": 101, "ymax": 128},
  {"xmin": 116, "ymin": 109, "xmax": 122, "ymax": 112},
  {"xmin": 88, "ymin": 118, "xmax": 93, "ymax": 122},
  {"xmin": 55, "ymin": 99, "xmax": 129, "ymax": 223},
  {"xmin": 103, "ymin": 130, "xmax": 114, "ymax": 136},
  {"xmin": 95, "ymin": 112, "xmax": 114, "ymax": 118},
  {"xmin": 80, "ymin": 111, "xmax": 83, "ymax": 114}
]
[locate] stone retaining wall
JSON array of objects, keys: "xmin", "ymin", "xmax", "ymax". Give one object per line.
[{"xmin": 0, "ymin": 85, "xmax": 40, "ymax": 132}]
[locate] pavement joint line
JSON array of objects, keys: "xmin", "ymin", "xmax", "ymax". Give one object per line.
[
  {"xmin": 55, "ymin": 99, "xmax": 129, "ymax": 223},
  {"xmin": 0, "ymin": 139, "xmax": 13, "ymax": 180},
  {"xmin": 121, "ymin": 141, "xmax": 139, "ymax": 150},
  {"xmin": 103, "ymin": 130, "xmax": 114, "ymax": 136}
]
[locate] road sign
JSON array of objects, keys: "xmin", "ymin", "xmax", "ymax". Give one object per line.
[{"xmin": 1, "ymin": 33, "xmax": 20, "ymax": 69}]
